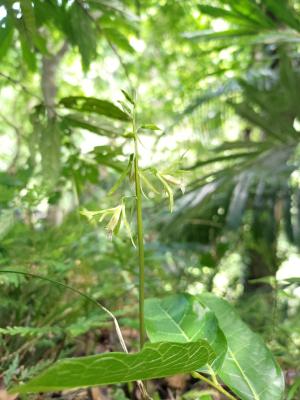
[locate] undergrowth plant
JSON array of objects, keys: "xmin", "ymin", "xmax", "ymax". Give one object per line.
[{"xmin": 8, "ymin": 91, "xmax": 285, "ymax": 400}]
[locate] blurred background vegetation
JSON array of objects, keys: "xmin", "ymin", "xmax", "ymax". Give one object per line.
[{"xmin": 0, "ymin": 0, "xmax": 299, "ymax": 398}]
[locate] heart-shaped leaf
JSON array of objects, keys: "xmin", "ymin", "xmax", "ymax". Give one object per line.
[
  {"xmin": 199, "ymin": 293, "xmax": 285, "ymax": 400},
  {"xmin": 145, "ymin": 294, "xmax": 227, "ymax": 373},
  {"xmin": 12, "ymin": 341, "xmax": 215, "ymax": 394}
]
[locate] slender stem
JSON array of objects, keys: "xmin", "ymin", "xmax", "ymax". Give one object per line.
[
  {"xmin": 133, "ymin": 105, "xmax": 146, "ymax": 349},
  {"xmin": 208, "ymin": 364, "xmax": 219, "ymax": 386},
  {"xmin": 192, "ymin": 372, "xmax": 237, "ymax": 400}
]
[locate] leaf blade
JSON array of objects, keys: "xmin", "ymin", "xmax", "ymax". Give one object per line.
[
  {"xmin": 59, "ymin": 97, "xmax": 131, "ymax": 121},
  {"xmin": 145, "ymin": 294, "xmax": 227, "ymax": 373},
  {"xmin": 199, "ymin": 293, "xmax": 285, "ymax": 400},
  {"xmin": 11, "ymin": 341, "xmax": 215, "ymax": 394}
]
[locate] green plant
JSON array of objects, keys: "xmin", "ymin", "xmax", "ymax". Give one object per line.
[{"xmin": 8, "ymin": 91, "xmax": 285, "ymax": 400}]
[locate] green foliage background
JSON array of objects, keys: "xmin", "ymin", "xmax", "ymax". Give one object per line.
[{"xmin": 0, "ymin": 0, "xmax": 299, "ymax": 398}]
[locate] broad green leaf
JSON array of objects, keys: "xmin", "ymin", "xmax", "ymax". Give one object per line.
[
  {"xmin": 60, "ymin": 97, "xmax": 130, "ymax": 121},
  {"xmin": 91, "ymin": 146, "xmax": 124, "ymax": 172},
  {"xmin": 62, "ymin": 114, "xmax": 119, "ymax": 137},
  {"xmin": 12, "ymin": 341, "xmax": 215, "ymax": 394},
  {"xmin": 17, "ymin": 23, "xmax": 37, "ymax": 71},
  {"xmin": 69, "ymin": 3, "xmax": 97, "ymax": 71},
  {"xmin": 199, "ymin": 293, "xmax": 285, "ymax": 400},
  {"xmin": 20, "ymin": 0, "xmax": 47, "ymax": 53},
  {"xmin": 33, "ymin": 0, "xmax": 65, "ymax": 27},
  {"xmin": 20, "ymin": 0, "xmax": 37, "ymax": 39},
  {"xmin": 103, "ymin": 28, "xmax": 135, "ymax": 53},
  {"xmin": 0, "ymin": 18, "xmax": 14, "ymax": 60},
  {"xmin": 145, "ymin": 294, "xmax": 227, "ymax": 373}
]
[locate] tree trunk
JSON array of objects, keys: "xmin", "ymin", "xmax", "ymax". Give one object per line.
[{"xmin": 40, "ymin": 42, "xmax": 68, "ymax": 225}]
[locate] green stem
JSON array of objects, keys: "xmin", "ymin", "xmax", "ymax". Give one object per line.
[
  {"xmin": 133, "ymin": 106, "xmax": 146, "ymax": 349},
  {"xmin": 208, "ymin": 364, "xmax": 219, "ymax": 386},
  {"xmin": 192, "ymin": 372, "xmax": 237, "ymax": 400}
]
